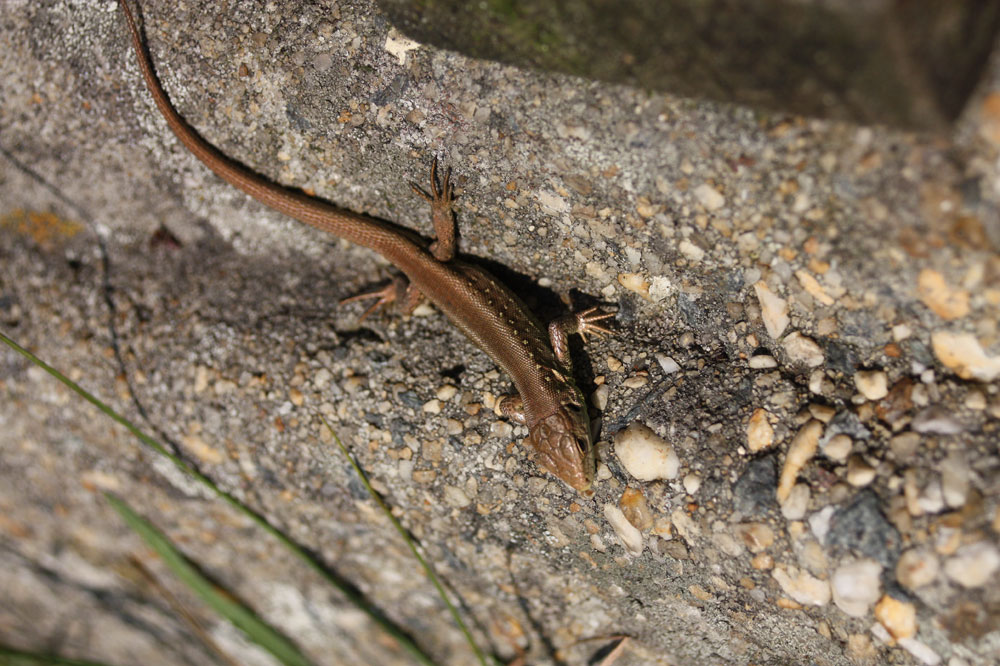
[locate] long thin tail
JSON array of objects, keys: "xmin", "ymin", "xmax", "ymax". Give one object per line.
[{"xmin": 117, "ymin": 0, "xmax": 416, "ymax": 255}]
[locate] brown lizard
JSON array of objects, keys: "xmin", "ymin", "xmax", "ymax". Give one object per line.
[{"xmin": 118, "ymin": 0, "xmax": 612, "ymax": 494}]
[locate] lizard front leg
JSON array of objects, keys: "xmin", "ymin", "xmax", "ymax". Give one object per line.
[
  {"xmin": 548, "ymin": 306, "xmax": 615, "ymax": 369},
  {"xmin": 410, "ymin": 157, "xmax": 456, "ymax": 262}
]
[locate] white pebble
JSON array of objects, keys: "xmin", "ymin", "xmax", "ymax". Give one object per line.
[
  {"xmin": 746, "ymin": 408, "xmax": 775, "ymax": 453},
  {"xmin": 693, "ymin": 183, "xmax": 725, "ymax": 211},
  {"xmin": 777, "ymin": 420, "xmax": 823, "ymax": 502},
  {"xmin": 931, "ymin": 330, "xmax": 1000, "ymax": 382},
  {"xmin": 436, "ymin": 384, "xmax": 459, "ymax": 401},
  {"xmin": 898, "ymin": 638, "xmax": 941, "ymax": 666},
  {"xmin": 442, "ymin": 485, "xmax": 471, "ymax": 508},
  {"xmin": 895, "ymin": 549, "xmax": 939, "ymax": 590},
  {"xmin": 656, "ymin": 354, "xmax": 680, "ymax": 374},
  {"xmin": 780, "ymin": 483, "xmax": 810, "ymax": 520},
  {"xmin": 944, "ymin": 542, "xmax": 1000, "ymax": 588},
  {"xmin": 808, "ymin": 505, "xmax": 837, "ymax": 543},
  {"xmin": 939, "ymin": 452, "xmax": 969, "ymax": 508},
  {"xmin": 783, "ymin": 332, "xmax": 825, "ymax": 367},
  {"xmin": 591, "ymin": 384, "xmax": 610, "ymax": 411},
  {"xmin": 854, "ymin": 370, "xmax": 888, "ymax": 401},
  {"xmin": 846, "ymin": 454, "xmax": 877, "ymax": 487},
  {"xmin": 822, "ymin": 434, "xmax": 852, "ymax": 463},
  {"xmin": 604, "ymin": 503, "xmax": 644, "ymax": 556},
  {"xmin": 683, "ymin": 474, "xmax": 701, "ymax": 495},
  {"xmin": 614, "ymin": 422, "xmax": 679, "ymax": 481},
  {"xmin": 772, "ymin": 564, "xmax": 830, "ymax": 606},
  {"xmin": 753, "ymin": 281, "xmax": 789, "ymax": 340},
  {"xmin": 748, "ymin": 354, "xmax": 777, "ymax": 369},
  {"xmin": 832, "ymin": 559, "xmax": 882, "ymax": 617}
]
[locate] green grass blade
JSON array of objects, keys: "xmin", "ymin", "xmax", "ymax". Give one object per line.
[
  {"xmin": 104, "ymin": 494, "xmax": 313, "ymax": 666},
  {"xmin": 0, "ymin": 646, "xmax": 116, "ymax": 666},
  {"xmin": 0, "ymin": 330, "xmax": 437, "ymax": 666},
  {"xmin": 321, "ymin": 417, "xmax": 498, "ymax": 666}
]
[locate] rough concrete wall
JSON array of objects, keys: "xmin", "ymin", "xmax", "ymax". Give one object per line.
[{"xmin": 1, "ymin": 1, "xmax": 998, "ymax": 665}]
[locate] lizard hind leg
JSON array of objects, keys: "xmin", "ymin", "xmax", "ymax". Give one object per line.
[
  {"xmin": 339, "ymin": 276, "xmax": 425, "ymax": 321},
  {"xmin": 410, "ymin": 157, "xmax": 457, "ymax": 262}
]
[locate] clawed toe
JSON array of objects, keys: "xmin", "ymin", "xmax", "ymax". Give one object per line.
[{"xmin": 576, "ymin": 306, "xmax": 615, "ymax": 342}]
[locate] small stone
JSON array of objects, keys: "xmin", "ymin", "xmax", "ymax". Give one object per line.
[
  {"xmin": 678, "ymin": 240, "xmax": 705, "ymax": 262},
  {"xmin": 931, "ymin": 330, "xmax": 1000, "ymax": 381},
  {"xmin": 898, "ymin": 638, "xmax": 941, "ymax": 666},
  {"xmin": 889, "ymin": 432, "xmax": 921, "ymax": 461},
  {"xmin": 422, "ymin": 399, "xmax": 442, "ymax": 414},
  {"xmin": 891, "ymin": 323, "xmax": 912, "ymax": 341},
  {"xmin": 808, "ymin": 369, "xmax": 827, "ymax": 394},
  {"xmin": 591, "ymin": 384, "xmax": 610, "ymax": 411},
  {"xmin": 733, "ymin": 456, "xmax": 778, "ymax": 517},
  {"xmin": 799, "ymin": 539, "xmax": 829, "ymax": 575},
  {"xmin": 832, "ymin": 558, "xmax": 883, "ymax": 617},
  {"xmin": 694, "ymin": 183, "xmax": 725, "ymax": 211},
  {"xmin": 822, "ymin": 434, "xmax": 852, "ymax": 463},
  {"xmin": 943, "ymin": 542, "xmax": 1000, "ymax": 588},
  {"xmin": 895, "ymin": 548, "xmax": 939, "ymax": 590},
  {"xmin": 619, "ymin": 487, "xmax": 654, "ymax": 531},
  {"xmin": 683, "ymin": 473, "xmax": 701, "ymax": 495},
  {"xmin": 827, "ymin": 491, "xmax": 901, "ymax": 568},
  {"xmin": 912, "ymin": 407, "xmax": 964, "ymax": 435},
  {"xmin": 780, "ymin": 483, "xmax": 810, "ymax": 520},
  {"xmin": 443, "ymin": 485, "xmax": 471, "ymax": 508},
  {"xmin": 412, "ymin": 469, "xmax": 436, "ymax": 483},
  {"xmin": 874, "ymin": 595, "xmax": 916, "ymax": 639},
  {"xmin": 777, "ymin": 420, "xmax": 823, "ymax": 502},
  {"xmin": 736, "ymin": 522, "xmax": 775, "ymax": 553},
  {"xmin": 771, "ymin": 564, "xmax": 831, "ymax": 606},
  {"xmin": 808, "ymin": 507, "xmax": 836, "ymax": 543},
  {"xmin": 808, "ymin": 403, "xmax": 836, "ymax": 423},
  {"xmin": 846, "ymin": 454, "xmax": 877, "ymax": 487},
  {"xmin": 918, "ymin": 269, "xmax": 969, "ymax": 320},
  {"xmin": 436, "ymin": 384, "xmax": 458, "ymax": 401},
  {"xmin": 746, "ymin": 408, "xmax": 775, "ymax": 453},
  {"xmin": 614, "ymin": 422, "xmax": 679, "ymax": 481},
  {"xmin": 964, "ymin": 390, "xmax": 987, "ymax": 410},
  {"xmin": 670, "ymin": 508, "xmax": 701, "ymax": 543},
  {"xmin": 795, "ymin": 269, "xmax": 835, "ymax": 305},
  {"xmin": 604, "ymin": 503, "xmax": 644, "ymax": 556},
  {"xmin": 854, "ymin": 370, "xmax": 888, "ymax": 401},
  {"xmin": 623, "ymin": 375, "xmax": 649, "ymax": 389},
  {"xmin": 751, "ymin": 552, "xmax": 774, "ymax": 570},
  {"xmin": 606, "ymin": 356, "xmax": 624, "ymax": 372},
  {"xmin": 754, "ymin": 281, "xmax": 789, "ymax": 340},
  {"xmin": 939, "ymin": 452, "xmax": 969, "ymax": 508},
  {"xmin": 656, "ymin": 354, "xmax": 680, "ymax": 374},
  {"xmin": 904, "ymin": 473, "xmax": 945, "ymax": 516},
  {"xmin": 783, "ymin": 332, "xmax": 825, "ymax": 367},
  {"xmin": 617, "ymin": 273, "xmax": 650, "ymax": 298},
  {"xmin": 748, "ymin": 354, "xmax": 778, "ymax": 369}
]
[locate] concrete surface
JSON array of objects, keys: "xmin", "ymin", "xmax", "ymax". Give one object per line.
[{"xmin": 1, "ymin": 1, "xmax": 999, "ymax": 664}]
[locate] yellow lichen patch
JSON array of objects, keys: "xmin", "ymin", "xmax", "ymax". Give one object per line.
[{"xmin": 0, "ymin": 209, "xmax": 83, "ymax": 247}]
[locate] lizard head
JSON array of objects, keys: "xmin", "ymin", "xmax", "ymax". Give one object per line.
[{"xmin": 524, "ymin": 389, "xmax": 595, "ymax": 495}]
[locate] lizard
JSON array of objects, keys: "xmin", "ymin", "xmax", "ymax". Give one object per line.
[{"xmin": 117, "ymin": 0, "xmax": 612, "ymax": 494}]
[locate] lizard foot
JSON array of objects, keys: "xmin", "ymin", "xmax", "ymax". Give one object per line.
[
  {"xmin": 340, "ymin": 277, "xmax": 423, "ymax": 321},
  {"xmin": 411, "ymin": 157, "xmax": 457, "ymax": 262},
  {"xmin": 575, "ymin": 306, "xmax": 615, "ymax": 343}
]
